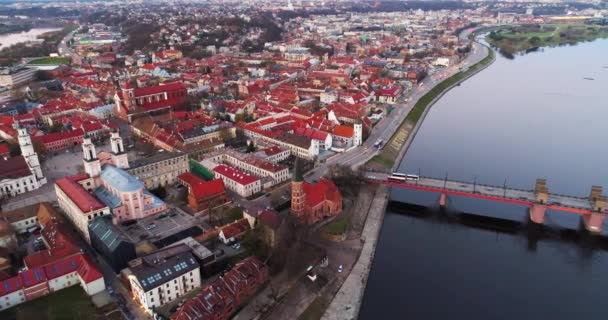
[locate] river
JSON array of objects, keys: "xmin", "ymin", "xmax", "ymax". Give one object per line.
[
  {"xmin": 359, "ymin": 39, "xmax": 608, "ymax": 319},
  {"xmin": 0, "ymin": 27, "xmax": 61, "ymax": 50}
]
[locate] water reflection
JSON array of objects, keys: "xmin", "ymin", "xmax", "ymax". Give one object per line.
[
  {"xmin": 361, "ymin": 39, "xmax": 608, "ymax": 320},
  {"xmin": 0, "ymin": 28, "xmax": 61, "ymax": 50}
]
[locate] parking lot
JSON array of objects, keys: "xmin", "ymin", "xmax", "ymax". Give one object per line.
[{"xmin": 118, "ymin": 207, "xmax": 201, "ymax": 243}]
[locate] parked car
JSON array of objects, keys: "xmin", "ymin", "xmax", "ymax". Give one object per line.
[{"xmin": 146, "ymin": 223, "xmax": 157, "ymax": 230}]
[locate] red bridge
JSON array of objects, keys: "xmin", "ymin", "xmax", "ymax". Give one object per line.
[{"xmin": 367, "ymin": 173, "xmax": 607, "ymax": 233}]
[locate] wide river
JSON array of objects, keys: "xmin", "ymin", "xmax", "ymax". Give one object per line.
[
  {"xmin": 360, "ymin": 39, "xmax": 608, "ymax": 319},
  {"xmin": 0, "ymin": 27, "xmax": 61, "ymax": 50}
]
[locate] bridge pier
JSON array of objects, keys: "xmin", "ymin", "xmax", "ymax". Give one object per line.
[
  {"xmin": 439, "ymin": 193, "xmax": 447, "ymax": 208},
  {"xmin": 584, "ymin": 192, "xmax": 606, "ymax": 234},
  {"xmin": 530, "ymin": 179, "xmax": 549, "ymax": 225},
  {"xmin": 582, "ymin": 213, "xmax": 605, "ymax": 234},
  {"xmin": 529, "ymin": 204, "xmax": 546, "ymax": 224}
]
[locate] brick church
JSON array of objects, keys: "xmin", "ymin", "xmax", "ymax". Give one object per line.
[{"xmin": 290, "ymin": 159, "xmax": 342, "ymax": 225}]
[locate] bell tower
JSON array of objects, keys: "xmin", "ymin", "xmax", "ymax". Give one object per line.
[
  {"xmin": 15, "ymin": 122, "xmax": 45, "ymax": 184},
  {"xmin": 82, "ymin": 134, "xmax": 101, "ymax": 178},
  {"xmin": 353, "ymin": 119, "xmax": 363, "ymax": 147},
  {"xmin": 110, "ymin": 129, "xmax": 129, "ymax": 169},
  {"xmin": 290, "ymin": 158, "xmax": 307, "ymax": 222}
]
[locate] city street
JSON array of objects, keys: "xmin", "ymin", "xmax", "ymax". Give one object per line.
[{"xmin": 308, "ymin": 36, "xmax": 488, "ymax": 182}]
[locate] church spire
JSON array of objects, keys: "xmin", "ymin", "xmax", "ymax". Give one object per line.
[{"xmin": 293, "ymin": 157, "xmax": 304, "ymax": 182}]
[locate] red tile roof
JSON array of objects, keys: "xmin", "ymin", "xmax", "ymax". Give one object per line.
[
  {"xmin": 262, "ymin": 146, "xmax": 285, "ymax": 156},
  {"xmin": 76, "ymin": 254, "xmax": 103, "ymax": 283},
  {"xmin": 332, "ymin": 125, "xmax": 354, "ymax": 138},
  {"xmin": 193, "ymin": 179, "xmax": 226, "ymax": 199},
  {"xmin": 376, "ymin": 86, "xmax": 401, "ymax": 97},
  {"xmin": 294, "ymin": 127, "xmax": 329, "ymax": 141},
  {"xmin": 19, "ymin": 267, "xmax": 47, "ymax": 288},
  {"xmin": 220, "ymin": 219, "xmax": 250, "ymax": 239},
  {"xmin": 303, "ymin": 178, "xmax": 342, "ymax": 208},
  {"xmin": 133, "ymin": 82, "xmax": 186, "ymax": 97},
  {"xmin": 0, "ymin": 276, "xmax": 22, "ymax": 296},
  {"xmin": 32, "ymin": 128, "xmax": 84, "ymax": 144},
  {"xmin": 0, "ymin": 156, "xmax": 31, "ymax": 180},
  {"xmin": 43, "ymin": 255, "xmax": 79, "ymax": 280},
  {"xmin": 213, "ymin": 165, "xmax": 259, "ymax": 186},
  {"xmin": 179, "ymin": 173, "xmax": 226, "ymax": 199},
  {"xmin": 55, "ymin": 176, "xmax": 106, "ymax": 213}
]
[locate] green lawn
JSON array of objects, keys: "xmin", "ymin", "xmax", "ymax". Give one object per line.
[
  {"xmin": 27, "ymin": 56, "xmax": 71, "ymax": 65},
  {"xmin": 0, "ymin": 286, "xmax": 101, "ymax": 320},
  {"xmin": 325, "ymin": 215, "xmax": 349, "ymax": 235}
]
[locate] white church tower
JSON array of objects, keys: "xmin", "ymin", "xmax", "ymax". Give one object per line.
[
  {"xmin": 110, "ymin": 129, "xmax": 129, "ymax": 169},
  {"xmin": 353, "ymin": 119, "xmax": 363, "ymax": 147},
  {"xmin": 82, "ymin": 134, "xmax": 101, "ymax": 178},
  {"xmin": 15, "ymin": 122, "xmax": 46, "ymax": 184}
]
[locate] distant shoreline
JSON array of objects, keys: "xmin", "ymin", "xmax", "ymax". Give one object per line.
[{"xmin": 486, "ymin": 23, "xmax": 608, "ymax": 58}]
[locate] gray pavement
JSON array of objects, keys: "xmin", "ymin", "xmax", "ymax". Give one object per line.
[
  {"xmin": 321, "ymin": 186, "xmax": 389, "ymax": 320},
  {"xmin": 3, "ymin": 143, "xmax": 139, "ymax": 211}
]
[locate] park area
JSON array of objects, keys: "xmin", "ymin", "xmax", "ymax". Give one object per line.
[
  {"xmin": 486, "ymin": 24, "xmax": 608, "ymax": 57},
  {"xmin": 27, "ymin": 56, "xmax": 71, "ymax": 65},
  {"xmin": 0, "ymin": 286, "xmax": 121, "ymax": 320}
]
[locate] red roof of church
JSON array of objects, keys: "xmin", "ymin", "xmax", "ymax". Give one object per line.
[
  {"xmin": 303, "ymin": 178, "xmax": 342, "ymax": 208},
  {"xmin": 133, "ymin": 82, "xmax": 186, "ymax": 97}
]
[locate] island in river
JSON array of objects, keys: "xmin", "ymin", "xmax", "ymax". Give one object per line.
[{"xmin": 486, "ymin": 23, "xmax": 608, "ymax": 58}]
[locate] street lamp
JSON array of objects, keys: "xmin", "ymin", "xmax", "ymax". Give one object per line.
[{"xmin": 473, "ymin": 175, "xmax": 477, "ymax": 193}]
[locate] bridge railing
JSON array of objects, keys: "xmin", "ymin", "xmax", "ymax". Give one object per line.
[
  {"xmin": 417, "ymin": 175, "xmax": 535, "ymax": 193},
  {"xmin": 370, "ymin": 174, "xmax": 597, "ymax": 207}
]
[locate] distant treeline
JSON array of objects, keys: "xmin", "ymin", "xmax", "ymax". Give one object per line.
[
  {"xmin": 0, "ymin": 7, "xmax": 80, "ymax": 18},
  {"xmin": 0, "ymin": 23, "xmax": 32, "ymax": 35},
  {"xmin": 351, "ymin": 1, "xmax": 475, "ymax": 13},
  {"xmin": 0, "ymin": 24, "xmax": 74, "ymax": 67}
]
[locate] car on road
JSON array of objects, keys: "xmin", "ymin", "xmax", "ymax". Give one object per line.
[
  {"xmin": 307, "ymin": 271, "xmax": 317, "ymax": 282},
  {"xmin": 338, "ymin": 265, "xmax": 343, "ymax": 273}
]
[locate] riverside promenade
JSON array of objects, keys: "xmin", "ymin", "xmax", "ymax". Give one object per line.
[
  {"xmin": 322, "ymin": 29, "xmax": 496, "ymax": 320},
  {"xmin": 321, "ymin": 185, "xmax": 389, "ymax": 320}
]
